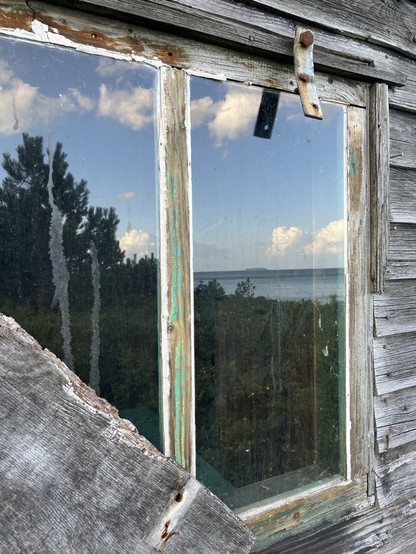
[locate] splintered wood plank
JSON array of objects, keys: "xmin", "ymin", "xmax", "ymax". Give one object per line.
[{"xmin": 0, "ymin": 315, "xmax": 254, "ymax": 553}]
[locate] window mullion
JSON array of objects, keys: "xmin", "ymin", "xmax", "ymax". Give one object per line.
[{"xmin": 158, "ymin": 65, "xmax": 195, "ymax": 474}]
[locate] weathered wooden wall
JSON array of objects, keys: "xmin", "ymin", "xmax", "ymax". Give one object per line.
[{"xmin": 0, "ymin": 0, "xmax": 415, "ymax": 552}]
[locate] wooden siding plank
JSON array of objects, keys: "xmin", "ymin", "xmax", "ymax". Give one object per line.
[
  {"xmin": 390, "ymin": 167, "xmax": 416, "ymax": 224},
  {"xmin": 369, "ymin": 83, "xmax": 389, "ymax": 293},
  {"xmin": 389, "ymin": 223, "xmax": 416, "ymax": 260},
  {"xmin": 374, "ymin": 333, "xmax": 416, "ymax": 396},
  {"xmin": 375, "ymin": 441, "xmax": 416, "ymax": 508},
  {"xmin": 374, "ymin": 281, "xmax": 416, "ymax": 336},
  {"xmin": 375, "ymin": 387, "xmax": 416, "ymax": 452},
  {"xmin": 390, "ymin": 109, "xmax": 416, "ymax": 170},
  {"xmin": 159, "ymin": 67, "xmax": 195, "ymax": 474},
  {"xmin": 245, "ymin": 0, "xmax": 416, "ymax": 58},
  {"xmin": 0, "ymin": 315, "xmax": 254, "ymax": 553},
  {"xmin": 49, "ymin": 0, "xmax": 407, "ymax": 85}
]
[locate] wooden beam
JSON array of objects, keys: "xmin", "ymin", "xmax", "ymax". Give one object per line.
[
  {"xmin": 45, "ymin": 0, "xmax": 407, "ymax": 86},
  {"xmin": 0, "ymin": 314, "xmax": 254, "ymax": 553}
]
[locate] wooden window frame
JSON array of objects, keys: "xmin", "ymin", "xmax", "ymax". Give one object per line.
[{"xmin": 0, "ymin": 2, "xmax": 386, "ymax": 550}]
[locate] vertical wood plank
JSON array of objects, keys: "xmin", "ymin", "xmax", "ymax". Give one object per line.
[
  {"xmin": 159, "ymin": 66, "xmax": 195, "ymax": 474},
  {"xmin": 369, "ymin": 83, "xmax": 390, "ymax": 293},
  {"xmin": 347, "ymin": 106, "xmax": 374, "ymax": 485}
]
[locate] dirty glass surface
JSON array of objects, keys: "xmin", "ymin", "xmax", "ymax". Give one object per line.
[
  {"xmin": 0, "ymin": 37, "xmax": 160, "ymax": 448},
  {"xmin": 191, "ymin": 77, "xmax": 346, "ymax": 508}
]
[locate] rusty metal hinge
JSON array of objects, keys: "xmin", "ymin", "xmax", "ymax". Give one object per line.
[{"xmin": 294, "ymin": 26, "xmax": 323, "ymax": 119}]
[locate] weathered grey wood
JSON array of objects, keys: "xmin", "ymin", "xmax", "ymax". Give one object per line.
[
  {"xmin": 390, "ymin": 109, "xmax": 416, "ymax": 169},
  {"xmin": 369, "ymin": 83, "xmax": 390, "ymax": 293},
  {"xmin": 385, "ymin": 261, "xmax": 416, "ymax": 281},
  {"xmin": 258, "ymin": 499, "xmax": 416, "ymax": 553},
  {"xmin": 0, "ymin": 1, "xmax": 368, "ymax": 107},
  {"xmin": 241, "ymin": 477, "xmax": 371, "ymax": 552},
  {"xmin": 374, "ymin": 281, "xmax": 416, "ymax": 337},
  {"xmin": 52, "ymin": 0, "xmax": 407, "ymax": 85},
  {"xmin": 390, "ymin": 167, "xmax": 416, "ymax": 224},
  {"xmin": 389, "ymin": 223, "xmax": 416, "ymax": 262},
  {"xmin": 347, "ymin": 106, "xmax": 374, "ymax": 479},
  {"xmin": 374, "ymin": 332, "xmax": 416, "ymax": 395},
  {"xmin": 0, "ymin": 315, "xmax": 254, "ymax": 553},
  {"xmin": 375, "ymin": 386, "xmax": 416, "ymax": 453},
  {"xmin": 390, "ymin": 69, "xmax": 416, "ymax": 113},
  {"xmin": 375, "ymin": 441, "xmax": 416, "ymax": 508},
  {"xmin": 246, "ymin": 0, "xmax": 416, "ymax": 58}
]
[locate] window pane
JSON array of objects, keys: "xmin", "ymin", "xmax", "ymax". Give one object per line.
[
  {"xmin": 191, "ymin": 78, "xmax": 345, "ymax": 508},
  {"xmin": 0, "ymin": 38, "xmax": 160, "ymax": 448}
]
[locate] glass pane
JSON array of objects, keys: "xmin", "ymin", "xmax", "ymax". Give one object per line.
[
  {"xmin": 191, "ymin": 77, "xmax": 345, "ymax": 509},
  {"xmin": 0, "ymin": 38, "xmax": 160, "ymax": 448}
]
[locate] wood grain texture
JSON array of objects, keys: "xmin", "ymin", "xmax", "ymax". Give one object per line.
[
  {"xmin": 0, "ymin": 315, "xmax": 254, "ymax": 553},
  {"xmin": 374, "ymin": 332, "xmax": 416, "ymax": 396},
  {"xmin": 369, "ymin": 83, "xmax": 390, "ymax": 293},
  {"xmin": 245, "ymin": 0, "xmax": 416, "ymax": 58},
  {"xmin": 374, "ymin": 280, "xmax": 416, "ymax": 337},
  {"xmin": 241, "ymin": 478, "xmax": 371, "ymax": 552},
  {"xmin": 50, "ymin": 0, "xmax": 407, "ymax": 85},
  {"xmin": 390, "ymin": 167, "xmax": 416, "ymax": 224},
  {"xmin": 347, "ymin": 106, "xmax": 373, "ymax": 479},
  {"xmin": 390, "ymin": 109, "xmax": 416, "ymax": 169},
  {"xmin": 158, "ymin": 67, "xmax": 194, "ymax": 474},
  {"xmin": 258, "ymin": 499, "xmax": 416, "ymax": 553},
  {"xmin": 375, "ymin": 386, "xmax": 416, "ymax": 452},
  {"xmin": 0, "ymin": 2, "xmax": 368, "ymax": 107},
  {"xmin": 375, "ymin": 441, "xmax": 416, "ymax": 508}
]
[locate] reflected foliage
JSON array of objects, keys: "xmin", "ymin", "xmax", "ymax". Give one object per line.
[
  {"xmin": 195, "ymin": 279, "xmax": 341, "ymax": 494},
  {"xmin": 0, "ymin": 134, "xmax": 158, "ymax": 420}
]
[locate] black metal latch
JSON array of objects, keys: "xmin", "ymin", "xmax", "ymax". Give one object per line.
[{"xmin": 294, "ymin": 26, "xmax": 323, "ymax": 119}]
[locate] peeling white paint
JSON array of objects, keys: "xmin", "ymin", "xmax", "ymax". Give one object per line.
[{"xmin": 0, "ymin": 21, "xmax": 164, "ymax": 69}]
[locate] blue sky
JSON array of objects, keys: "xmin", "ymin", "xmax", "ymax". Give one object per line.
[
  {"xmin": 0, "ymin": 35, "xmax": 345, "ymax": 271},
  {"xmin": 190, "ymin": 77, "xmax": 346, "ymax": 271},
  {"xmin": 0, "ymin": 36, "xmax": 158, "ymax": 260}
]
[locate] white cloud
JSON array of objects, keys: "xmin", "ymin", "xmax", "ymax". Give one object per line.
[
  {"xmin": 117, "ymin": 191, "xmax": 136, "ymax": 201},
  {"xmin": 191, "ymin": 96, "xmax": 215, "ymax": 127},
  {"xmin": 304, "ymin": 219, "xmax": 344, "ymax": 255},
  {"xmin": 98, "ymin": 84, "xmax": 153, "ymax": 130},
  {"xmin": 68, "ymin": 88, "xmax": 95, "ymax": 111},
  {"xmin": 118, "ymin": 228, "xmax": 155, "ymax": 259},
  {"xmin": 267, "ymin": 226, "xmax": 304, "ymax": 256},
  {"xmin": 191, "ymin": 87, "xmax": 262, "ymax": 146},
  {"xmin": 96, "ymin": 58, "xmax": 137, "ymax": 78},
  {"xmin": 209, "ymin": 89, "xmax": 261, "ymax": 145}
]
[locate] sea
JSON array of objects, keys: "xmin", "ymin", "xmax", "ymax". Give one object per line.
[{"xmin": 193, "ymin": 267, "xmax": 344, "ymax": 302}]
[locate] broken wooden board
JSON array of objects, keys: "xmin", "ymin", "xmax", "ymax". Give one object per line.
[{"xmin": 0, "ymin": 314, "xmax": 254, "ymax": 553}]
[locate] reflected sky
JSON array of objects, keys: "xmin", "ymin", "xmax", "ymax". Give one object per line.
[
  {"xmin": 0, "ymin": 36, "xmax": 157, "ymax": 260},
  {"xmin": 191, "ymin": 77, "xmax": 346, "ymax": 271}
]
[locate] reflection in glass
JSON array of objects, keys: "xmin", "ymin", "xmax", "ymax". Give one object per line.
[
  {"xmin": 191, "ymin": 77, "xmax": 346, "ymax": 508},
  {"xmin": 0, "ymin": 37, "xmax": 160, "ymax": 448}
]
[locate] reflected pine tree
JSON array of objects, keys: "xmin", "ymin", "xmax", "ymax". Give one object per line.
[{"xmin": 0, "ymin": 134, "xmax": 159, "ymax": 429}]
